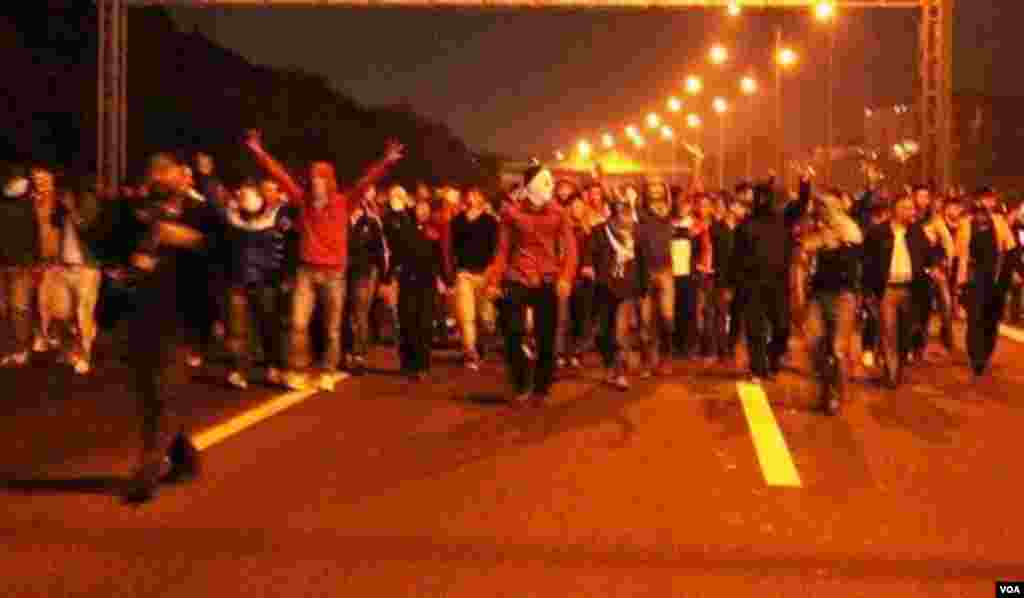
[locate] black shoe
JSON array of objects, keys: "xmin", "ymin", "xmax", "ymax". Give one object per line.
[
  {"xmin": 123, "ymin": 462, "xmax": 161, "ymax": 505},
  {"xmin": 162, "ymin": 431, "xmax": 200, "ymax": 485}
]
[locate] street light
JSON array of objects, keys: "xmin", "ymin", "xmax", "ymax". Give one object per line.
[
  {"xmin": 602, "ymin": 133, "xmax": 614, "ymax": 148},
  {"xmin": 740, "ymin": 76, "xmax": 758, "ymax": 180},
  {"xmin": 687, "ymin": 113, "xmax": 702, "ymax": 130},
  {"xmin": 713, "ymin": 98, "xmax": 728, "ymax": 189},
  {"xmin": 685, "ymin": 75, "xmax": 703, "ymax": 96},
  {"xmin": 814, "ymin": 1, "xmax": 835, "ymax": 22},
  {"xmin": 668, "ymin": 97, "xmax": 682, "ymax": 113},
  {"xmin": 727, "ymin": 1, "xmax": 741, "ymax": 16},
  {"xmin": 555, "ymin": 150, "xmax": 565, "ymax": 161},
  {"xmin": 776, "ymin": 47, "xmax": 798, "ymax": 68},
  {"xmin": 647, "ymin": 113, "xmax": 661, "ymax": 129},
  {"xmin": 661, "ymin": 125, "xmax": 674, "ymax": 140},
  {"xmin": 578, "ymin": 140, "xmax": 591, "ymax": 158},
  {"xmin": 709, "ymin": 44, "xmax": 729, "ymax": 66},
  {"xmin": 625, "ymin": 125, "xmax": 639, "ymax": 138}
]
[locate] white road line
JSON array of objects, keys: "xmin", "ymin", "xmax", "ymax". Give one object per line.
[
  {"xmin": 736, "ymin": 382, "xmax": 802, "ymax": 488},
  {"xmin": 191, "ymin": 388, "xmax": 320, "ymax": 451},
  {"xmin": 998, "ymin": 324, "xmax": 1024, "ymax": 344}
]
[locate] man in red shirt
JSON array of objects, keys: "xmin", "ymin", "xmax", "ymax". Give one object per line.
[
  {"xmin": 487, "ymin": 162, "xmax": 577, "ymax": 407},
  {"xmin": 245, "ymin": 130, "xmax": 403, "ymax": 390}
]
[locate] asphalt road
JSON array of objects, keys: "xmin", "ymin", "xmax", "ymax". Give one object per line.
[{"xmin": 2, "ymin": 323, "xmax": 1023, "ymax": 597}]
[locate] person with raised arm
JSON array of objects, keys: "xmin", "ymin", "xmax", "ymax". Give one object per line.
[{"xmin": 244, "ymin": 129, "xmax": 403, "ymax": 391}]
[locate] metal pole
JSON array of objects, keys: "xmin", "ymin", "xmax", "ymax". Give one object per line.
[
  {"xmin": 775, "ymin": 27, "xmax": 784, "ymax": 189},
  {"xmin": 746, "ymin": 99, "xmax": 753, "ymax": 182},
  {"xmin": 97, "ymin": 0, "xmax": 106, "ymax": 186},
  {"xmin": 719, "ymin": 115, "xmax": 726, "ymax": 190},
  {"xmin": 825, "ymin": 26, "xmax": 835, "ymax": 185},
  {"xmin": 120, "ymin": 2, "xmax": 128, "ymax": 185}
]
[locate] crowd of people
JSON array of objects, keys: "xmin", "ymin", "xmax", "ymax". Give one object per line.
[{"xmin": 3, "ymin": 129, "xmax": 1023, "ymax": 501}]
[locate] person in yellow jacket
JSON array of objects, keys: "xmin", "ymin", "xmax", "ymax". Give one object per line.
[{"xmin": 955, "ymin": 187, "xmax": 1016, "ymax": 379}]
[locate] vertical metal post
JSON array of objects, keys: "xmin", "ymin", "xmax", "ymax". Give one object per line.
[
  {"xmin": 120, "ymin": 3, "xmax": 128, "ymax": 184},
  {"xmin": 775, "ymin": 27, "xmax": 784, "ymax": 189},
  {"xmin": 97, "ymin": 0, "xmax": 106, "ymax": 188},
  {"xmin": 719, "ymin": 114, "xmax": 726, "ymax": 190},
  {"xmin": 825, "ymin": 26, "xmax": 835, "ymax": 186},
  {"xmin": 97, "ymin": 0, "xmax": 124, "ymax": 194},
  {"xmin": 920, "ymin": 0, "xmax": 953, "ymax": 191}
]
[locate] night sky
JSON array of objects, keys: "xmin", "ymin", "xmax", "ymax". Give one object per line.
[{"xmin": 169, "ymin": 2, "xmax": 1016, "ymax": 159}]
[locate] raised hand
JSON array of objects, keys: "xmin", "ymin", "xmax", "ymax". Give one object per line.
[
  {"xmin": 244, "ymin": 129, "xmax": 263, "ymax": 152},
  {"xmin": 384, "ymin": 139, "xmax": 405, "ymax": 163},
  {"xmin": 682, "ymin": 142, "xmax": 704, "ymax": 162}
]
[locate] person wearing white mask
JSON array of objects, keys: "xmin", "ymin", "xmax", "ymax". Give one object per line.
[{"xmin": 485, "ymin": 161, "xmax": 577, "ymax": 407}]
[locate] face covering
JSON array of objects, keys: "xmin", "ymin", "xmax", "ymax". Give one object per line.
[
  {"xmin": 526, "ymin": 171, "xmax": 553, "ymax": 209},
  {"xmin": 4, "ymin": 177, "xmax": 28, "ymax": 198}
]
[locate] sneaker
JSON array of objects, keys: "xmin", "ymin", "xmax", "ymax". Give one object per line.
[
  {"xmin": 350, "ymin": 357, "xmax": 367, "ymax": 377},
  {"xmin": 522, "ymin": 342, "xmax": 536, "ymax": 361},
  {"xmin": 32, "ymin": 336, "xmax": 47, "ymax": 353},
  {"xmin": 186, "ymin": 354, "xmax": 203, "ymax": 368},
  {"xmin": 862, "ymin": 351, "xmax": 876, "ymax": 368},
  {"xmin": 465, "ymin": 357, "xmax": 480, "ymax": 372},
  {"xmin": 605, "ymin": 370, "xmax": 617, "ymax": 386},
  {"xmin": 283, "ymin": 371, "xmax": 311, "ymax": 391},
  {"xmin": 0, "ymin": 352, "xmax": 28, "ymax": 367},
  {"xmin": 73, "ymin": 358, "xmax": 91, "ymax": 375},
  {"xmin": 227, "ymin": 371, "xmax": 248, "ymax": 390},
  {"xmin": 266, "ymin": 367, "xmax": 283, "ymax": 386},
  {"xmin": 162, "ymin": 431, "xmax": 201, "ymax": 485},
  {"xmin": 613, "ymin": 375, "xmax": 630, "ymax": 391},
  {"xmin": 123, "ymin": 462, "xmax": 161, "ymax": 505},
  {"xmin": 556, "ymin": 357, "xmax": 567, "ymax": 369},
  {"xmin": 568, "ymin": 356, "xmax": 582, "ymax": 369}
]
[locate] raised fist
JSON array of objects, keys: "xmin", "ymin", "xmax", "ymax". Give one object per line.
[{"xmin": 384, "ymin": 139, "xmax": 405, "ymax": 163}]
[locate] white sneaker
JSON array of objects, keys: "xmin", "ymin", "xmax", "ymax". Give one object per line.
[
  {"xmin": 613, "ymin": 375, "xmax": 630, "ymax": 391},
  {"xmin": 862, "ymin": 351, "xmax": 875, "ymax": 368},
  {"xmin": 227, "ymin": 371, "xmax": 248, "ymax": 390},
  {"xmin": 73, "ymin": 358, "xmax": 91, "ymax": 375},
  {"xmin": 32, "ymin": 336, "xmax": 48, "ymax": 353}
]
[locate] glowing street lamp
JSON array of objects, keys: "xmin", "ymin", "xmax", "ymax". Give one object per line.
[
  {"xmin": 776, "ymin": 47, "xmax": 798, "ymax": 68},
  {"xmin": 740, "ymin": 76, "xmax": 758, "ymax": 95},
  {"xmin": 625, "ymin": 125, "xmax": 639, "ymax": 138},
  {"xmin": 555, "ymin": 150, "xmax": 565, "ymax": 161},
  {"xmin": 647, "ymin": 113, "xmax": 661, "ymax": 129},
  {"xmin": 661, "ymin": 125, "xmax": 674, "ymax": 140},
  {"xmin": 685, "ymin": 75, "xmax": 703, "ymax": 96},
  {"xmin": 578, "ymin": 140, "xmax": 591, "ymax": 157},
  {"xmin": 740, "ymin": 77, "xmax": 758, "ymax": 179},
  {"xmin": 668, "ymin": 97, "xmax": 682, "ymax": 113},
  {"xmin": 727, "ymin": 1, "xmax": 741, "ymax": 17},
  {"xmin": 814, "ymin": 1, "xmax": 836, "ymax": 22},
  {"xmin": 687, "ymin": 113, "xmax": 702, "ymax": 129},
  {"xmin": 713, "ymin": 97, "xmax": 728, "ymax": 114},
  {"xmin": 709, "ymin": 44, "xmax": 729, "ymax": 65},
  {"xmin": 602, "ymin": 133, "xmax": 615, "ymax": 148}
]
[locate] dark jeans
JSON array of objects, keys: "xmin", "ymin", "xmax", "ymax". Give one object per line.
[
  {"xmin": 226, "ymin": 284, "xmax": 282, "ymax": 372},
  {"xmin": 699, "ymin": 277, "xmax": 727, "ymax": 358},
  {"xmin": 346, "ymin": 267, "xmax": 379, "ymax": 359},
  {"xmin": 673, "ymin": 275, "xmax": 699, "ymax": 356},
  {"xmin": 558, "ymin": 278, "xmax": 596, "ymax": 358},
  {"xmin": 501, "ymin": 281, "xmax": 558, "ymax": 396},
  {"xmin": 727, "ymin": 284, "xmax": 747, "ymax": 357},
  {"xmin": 966, "ymin": 275, "xmax": 1002, "ymax": 374},
  {"xmin": 743, "ymin": 281, "xmax": 791, "ymax": 378},
  {"xmin": 596, "ymin": 285, "xmax": 637, "ymax": 372},
  {"xmin": 398, "ymin": 275, "xmax": 436, "ymax": 373}
]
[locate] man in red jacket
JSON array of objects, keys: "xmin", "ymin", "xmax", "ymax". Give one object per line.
[
  {"xmin": 487, "ymin": 162, "xmax": 577, "ymax": 407},
  {"xmin": 245, "ymin": 130, "xmax": 403, "ymax": 390}
]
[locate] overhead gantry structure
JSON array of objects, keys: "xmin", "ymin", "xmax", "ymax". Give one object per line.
[{"xmin": 100, "ymin": 0, "xmax": 952, "ymax": 191}]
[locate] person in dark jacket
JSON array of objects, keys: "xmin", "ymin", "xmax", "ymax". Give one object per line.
[
  {"xmin": 861, "ymin": 194, "xmax": 935, "ymax": 388},
  {"xmin": 728, "ymin": 177, "xmax": 811, "ymax": 381},
  {"xmin": 391, "ymin": 198, "xmax": 444, "ymax": 381},
  {"xmin": 346, "ymin": 184, "xmax": 388, "ymax": 376},
  {"xmin": 374, "ymin": 184, "xmax": 412, "ymax": 346},
  {"xmin": 0, "ymin": 169, "xmax": 42, "ymax": 366},
  {"xmin": 636, "ymin": 180, "xmax": 675, "ymax": 376},
  {"xmin": 801, "ymin": 187, "xmax": 864, "ymax": 414},
  {"xmin": 559, "ymin": 194, "xmax": 596, "ymax": 369},
  {"xmin": 586, "ymin": 200, "xmax": 647, "ymax": 390},
  {"xmin": 221, "ymin": 183, "xmax": 288, "ymax": 389}
]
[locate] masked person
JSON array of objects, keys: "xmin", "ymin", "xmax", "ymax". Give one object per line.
[
  {"xmin": 487, "ymin": 162, "xmax": 577, "ymax": 407},
  {"xmin": 956, "ymin": 187, "xmax": 1016, "ymax": 379},
  {"xmin": 801, "ymin": 187, "xmax": 863, "ymax": 415}
]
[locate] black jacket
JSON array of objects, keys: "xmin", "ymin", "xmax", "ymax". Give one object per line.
[
  {"xmin": 728, "ymin": 181, "xmax": 811, "ymax": 287},
  {"xmin": 584, "ymin": 223, "xmax": 647, "ymax": 300},
  {"xmin": 861, "ymin": 222, "xmax": 934, "ymax": 298}
]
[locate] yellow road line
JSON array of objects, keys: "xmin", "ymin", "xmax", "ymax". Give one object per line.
[
  {"xmin": 998, "ymin": 324, "xmax": 1024, "ymax": 344},
  {"xmin": 191, "ymin": 388, "xmax": 320, "ymax": 451},
  {"xmin": 736, "ymin": 382, "xmax": 802, "ymax": 488}
]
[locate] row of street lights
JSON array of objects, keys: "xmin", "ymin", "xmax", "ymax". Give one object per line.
[{"xmin": 554, "ymin": 1, "xmax": 838, "ymax": 189}]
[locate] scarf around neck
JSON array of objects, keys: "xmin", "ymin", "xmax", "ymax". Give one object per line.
[{"xmin": 605, "ymin": 223, "xmax": 635, "ymax": 278}]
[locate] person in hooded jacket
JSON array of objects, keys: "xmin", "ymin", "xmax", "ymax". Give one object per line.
[
  {"xmin": 636, "ymin": 179, "xmax": 675, "ymax": 376},
  {"xmin": 245, "ymin": 129, "xmax": 403, "ymax": 391},
  {"xmin": 729, "ymin": 176, "xmax": 811, "ymax": 381},
  {"xmin": 220, "ymin": 183, "xmax": 289, "ymax": 389},
  {"xmin": 346, "ymin": 183, "xmax": 388, "ymax": 376},
  {"xmin": 558, "ymin": 193, "xmax": 595, "ymax": 369}
]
